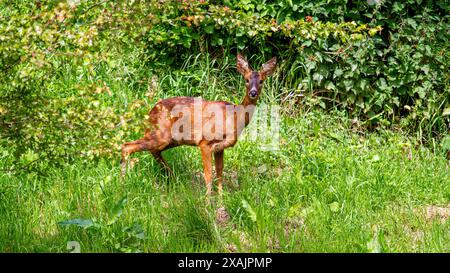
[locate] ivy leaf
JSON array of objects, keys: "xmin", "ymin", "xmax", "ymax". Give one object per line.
[
  {"xmin": 329, "ymin": 44, "xmax": 341, "ymax": 51},
  {"xmin": 377, "ymin": 78, "xmax": 388, "ymax": 91},
  {"xmin": 325, "ymin": 81, "xmax": 336, "ymax": 90},
  {"xmin": 359, "ymin": 79, "xmax": 369, "ymax": 91},
  {"xmin": 343, "ymin": 80, "xmax": 354, "ymax": 91},
  {"xmin": 334, "ymin": 68, "xmax": 343, "ymax": 79},
  {"xmin": 356, "ymin": 97, "xmax": 365, "ymax": 109},
  {"xmin": 305, "ymin": 60, "xmax": 316, "ymax": 72},
  {"xmin": 313, "ymin": 73, "xmax": 324, "ymax": 84}
]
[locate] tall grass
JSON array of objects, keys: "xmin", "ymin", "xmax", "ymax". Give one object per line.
[{"xmin": 0, "ymin": 55, "xmax": 448, "ymax": 253}]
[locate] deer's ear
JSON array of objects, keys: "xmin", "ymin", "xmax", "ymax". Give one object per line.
[
  {"xmin": 237, "ymin": 54, "xmax": 250, "ymax": 76},
  {"xmin": 260, "ymin": 57, "xmax": 277, "ymax": 79}
]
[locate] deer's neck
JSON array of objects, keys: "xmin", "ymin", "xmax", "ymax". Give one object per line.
[
  {"xmin": 238, "ymin": 96, "xmax": 257, "ymax": 127},
  {"xmin": 241, "ymin": 96, "xmax": 256, "ymax": 108}
]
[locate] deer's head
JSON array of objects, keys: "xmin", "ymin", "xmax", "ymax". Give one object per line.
[{"xmin": 237, "ymin": 54, "xmax": 277, "ymax": 102}]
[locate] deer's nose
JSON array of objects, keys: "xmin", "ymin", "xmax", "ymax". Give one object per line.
[{"xmin": 249, "ymin": 89, "xmax": 258, "ymax": 98}]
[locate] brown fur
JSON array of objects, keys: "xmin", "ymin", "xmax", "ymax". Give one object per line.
[{"xmin": 121, "ymin": 54, "xmax": 277, "ymax": 196}]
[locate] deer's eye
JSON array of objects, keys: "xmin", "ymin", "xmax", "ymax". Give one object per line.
[
  {"xmin": 260, "ymin": 80, "xmax": 263, "ymax": 84},
  {"xmin": 245, "ymin": 79, "xmax": 249, "ymax": 83}
]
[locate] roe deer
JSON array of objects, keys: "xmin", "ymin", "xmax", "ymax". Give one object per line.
[{"xmin": 121, "ymin": 54, "xmax": 277, "ymax": 196}]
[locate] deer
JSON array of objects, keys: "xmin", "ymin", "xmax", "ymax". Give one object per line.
[{"xmin": 120, "ymin": 54, "xmax": 277, "ymax": 196}]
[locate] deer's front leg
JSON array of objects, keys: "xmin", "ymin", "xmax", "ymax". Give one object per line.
[
  {"xmin": 214, "ymin": 150, "xmax": 224, "ymax": 196},
  {"xmin": 200, "ymin": 145, "xmax": 213, "ymax": 196}
]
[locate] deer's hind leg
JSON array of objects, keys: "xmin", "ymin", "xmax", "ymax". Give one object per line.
[
  {"xmin": 121, "ymin": 138, "xmax": 152, "ymax": 177},
  {"xmin": 151, "ymin": 150, "xmax": 173, "ymax": 175},
  {"xmin": 121, "ymin": 126, "xmax": 173, "ymax": 177}
]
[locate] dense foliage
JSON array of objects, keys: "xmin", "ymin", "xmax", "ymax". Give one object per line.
[{"xmin": 0, "ymin": 0, "xmax": 448, "ymax": 171}]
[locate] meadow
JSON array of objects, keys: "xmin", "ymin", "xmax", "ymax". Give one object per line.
[
  {"xmin": 1, "ymin": 56, "xmax": 448, "ymax": 252},
  {"xmin": 0, "ymin": 1, "xmax": 448, "ymax": 253}
]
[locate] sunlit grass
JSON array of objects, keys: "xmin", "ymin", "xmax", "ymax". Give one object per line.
[
  {"xmin": 0, "ymin": 55, "xmax": 448, "ymax": 253},
  {"xmin": 1, "ymin": 108, "xmax": 448, "ymax": 252}
]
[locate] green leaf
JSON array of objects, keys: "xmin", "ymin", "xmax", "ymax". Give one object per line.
[
  {"xmin": 356, "ymin": 97, "xmax": 365, "ymax": 109},
  {"xmin": 305, "ymin": 60, "xmax": 316, "ymax": 71},
  {"xmin": 420, "ymin": 65, "xmax": 430, "ymax": 75},
  {"xmin": 319, "ymin": 101, "xmax": 326, "ymax": 109},
  {"xmin": 20, "ymin": 149, "xmax": 39, "ymax": 165},
  {"xmin": 242, "ymin": 199, "xmax": 257, "ymax": 222},
  {"xmin": 302, "ymin": 40, "xmax": 312, "ymax": 47},
  {"xmin": 406, "ymin": 18, "xmax": 417, "ymax": 29},
  {"xmin": 329, "ymin": 44, "xmax": 341, "ymax": 51},
  {"xmin": 369, "ymin": 28, "xmax": 378, "ymax": 36},
  {"xmin": 392, "ymin": 2, "xmax": 405, "ymax": 13},
  {"xmin": 325, "ymin": 81, "xmax": 336, "ymax": 90},
  {"xmin": 441, "ymin": 136, "xmax": 450, "ymax": 150},
  {"xmin": 377, "ymin": 78, "xmax": 388, "ymax": 91},
  {"xmin": 204, "ymin": 25, "xmax": 214, "ymax": 34},
  {"xmin": 334, "ymin": 68, "xmax": 343, "ymax": 79},
  {"xmin": 413, "ymin": 86, "xmax": 426, "ymax": 99},
  {"xmin": 359, "ymin": 79, "xmax": 368, "ymax": 91},
  {"xmin": 343, "ymin": 80, "xmax": 354, "ymax": 91},
  {"xmin": 123, "ymin": 223, "xmax": 146, "ymax": 240},
  {"xmin": 108, "ymin": 196, "xmax": 128, "ymax": 225},
  {"xmin": 313, "ymin": 73, "xmax": 324, "ymax": 84}
]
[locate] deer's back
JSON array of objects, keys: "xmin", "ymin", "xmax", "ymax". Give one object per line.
[{"xmin": 147, "ymin": 96, "xmax": 234, "ymax": 146}]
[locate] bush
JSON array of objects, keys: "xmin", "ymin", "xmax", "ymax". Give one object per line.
[
  {"xmin": 0, "ymin": 0, "xmax": 448, "ymax": 171},
  {"xmin": 142, "ymin": 0, "xmax": 449, "ymax": 136}
]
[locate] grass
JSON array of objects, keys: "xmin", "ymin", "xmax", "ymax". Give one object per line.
[
  {"xmin": 0, "ymin": 54, "xmax": 449, "ymax": 253},
  {"xmin": 1, "ymin": 110, "xmax": 448, "ymax": 252}
]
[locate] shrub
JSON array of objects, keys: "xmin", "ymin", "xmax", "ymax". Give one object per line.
[{"xmin": 0, "ymin": 0, "xmax": 448, "ymax": 171}]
